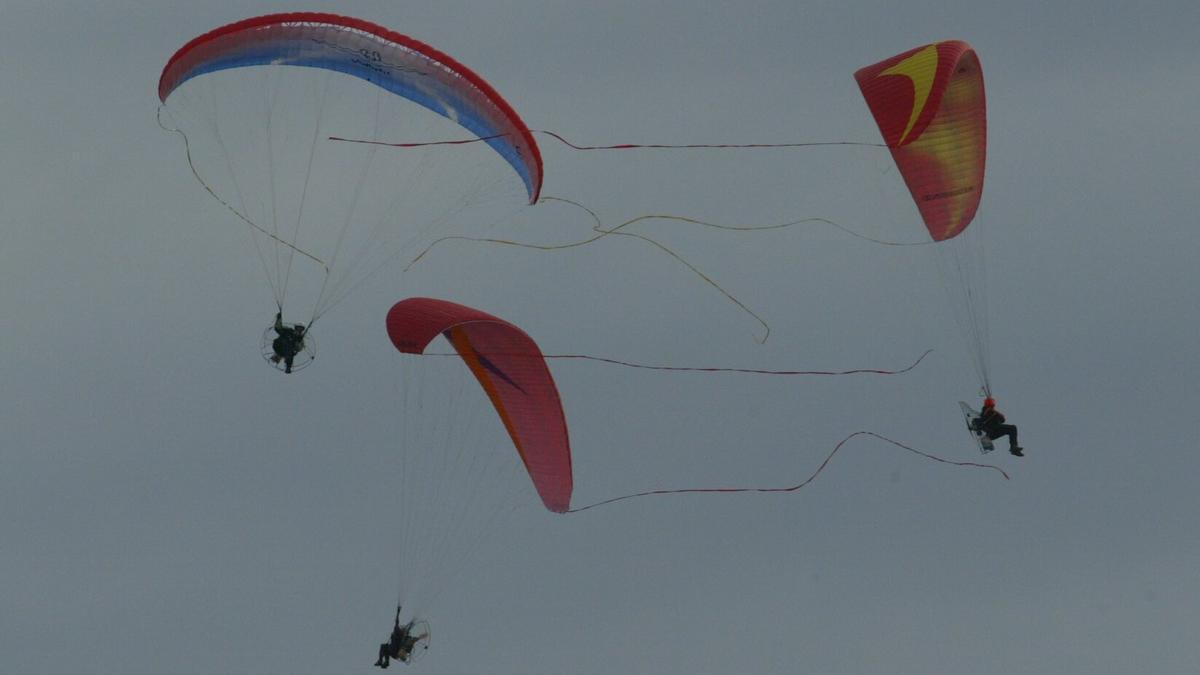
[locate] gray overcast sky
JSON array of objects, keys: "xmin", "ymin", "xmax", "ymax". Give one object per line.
[{"xmin": 2, "ymin": 2, "xmax": 1198, "ymax": 674}]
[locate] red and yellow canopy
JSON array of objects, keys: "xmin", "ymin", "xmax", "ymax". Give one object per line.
[{"xmin": 855, "ymin": 41, "xmax": 987, "ymax": 241}]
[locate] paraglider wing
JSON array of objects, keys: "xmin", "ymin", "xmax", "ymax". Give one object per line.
[
  {"xmin": 158, "ymin": 12, "xmax": 543, "ymax": 202},
  {"xmin": 386, "ymin": 298, "xmax": 572, "ymax": 513},
  {"xmin": 854, "ymin": 41, "xmax": 986, "ymax": 241}
]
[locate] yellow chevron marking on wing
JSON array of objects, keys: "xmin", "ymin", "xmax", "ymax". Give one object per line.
[{"xmin": 880, "ymin": 44, "xmax": 940, "ymax": 146}]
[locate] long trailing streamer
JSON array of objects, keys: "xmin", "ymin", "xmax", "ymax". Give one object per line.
[
  {"xmin": 329, "ymin": 129, "xmax": 886, "ymax": 152},
  {"xmin": 422, "ymin": 348, "xmax": 933, "ymax": 377},
  {"xmin": 567, "ymin": 430, "xmax": 1009, "ymax": 513},
  {"xmin": 594, "ymin": 210, "xmax": 930, "ymax": 248},
  {"xmin": 544, "ymin": 348, "xmax": 932, "ymax": 375}
]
